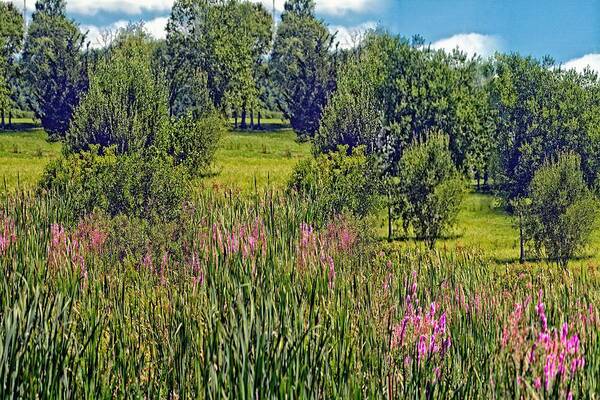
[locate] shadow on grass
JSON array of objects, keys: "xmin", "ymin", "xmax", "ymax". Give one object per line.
[
  {"xmin": 230, "ymin": 121, "xmax": 292, "ymax": 133},
  {"xmin": 0, "ymin": 121, "xmax": 40, "ymax": 132}
]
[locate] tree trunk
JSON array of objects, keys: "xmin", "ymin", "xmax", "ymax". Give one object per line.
[
  {"xmin": 250, "ymin": 109, "xmax": 254, "ymax": 130},
  {"xmin": 1, "ymin": 108, "xmax": 4, "ymax": 130},
  {"xmin": 241, "ymin": 107, "xmax": 247, "ymax": 130},
  {"xmin": 258, "ymin": 111, "xmax": 262, "ymax": 130},
  {"xmin": 388, "ymin": 193, "xmax": 393, "ymax": 242},
  {"xmin": 233, "ymin": 110, "xmax": 238, "ymax": 129},
  {"xmin": 519, "ymin": 212, "xmax": 525, "ymax": 264}
]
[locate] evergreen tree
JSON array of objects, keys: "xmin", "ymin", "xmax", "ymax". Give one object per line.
[
  {"xmin": 22, "ymin": 0, "xmax": 88, "ymax": 137},
  {"xmin": 271, "ymin": 0, "xmax": 336, "ymax": 137}
]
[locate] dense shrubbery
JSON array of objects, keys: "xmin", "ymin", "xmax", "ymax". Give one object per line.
[
  {"xmin": 394, "ymin": 133, "xmax": 465, "ymax": 248},
  {"xmin": 524, "ymin": 153, "xmax": 598, "ymax": 267},
  {"xmin": 289, "ymin": 145, "xmax": 380, "ymax": 222},
  {"xmin": 42, "ymin": 28, "xmax": 222, "ymax": 222},
  {"xmin": 39, "ymin": 146, "xmax": 189, "ymax": 222}
]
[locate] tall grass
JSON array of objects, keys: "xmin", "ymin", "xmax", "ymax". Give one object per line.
[{"xmin": 0, "ymin": 190, "xmax": 598, "ymax": 398}]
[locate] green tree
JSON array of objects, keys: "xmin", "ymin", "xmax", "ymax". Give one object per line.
[
  {"xmin": 66, "ymin": 27, "xmax": 223, "ymax": 173},
  {"xmin": 490, "ymin": 54, "xmax": 600, "ymax": 202},
  {"xmin": 314, "ymin": 56, "xmax": 383, "ymax": 155},
  {"xmin": 0, "ymin": 2, "xmax": 24, "ymax": 129},
  {"xmin": 315, "ymin": 32, "xmax": 494, "ymax": 178},
  {"xmin": 22, "ymin": 0, "xmax": 88, "ymax": 137},
  {"xmin": 289, "ymin": 145, "xmax": 380, "ymax": 223},
  {"xmin": 165, "ymin": 0, "xmax": 272, "ymax": 118},
  {"xmin": 271, "ymin": 0, "xmax": 336, "ymax": 137},
  {"xmin": 394, "ymin": 132, "xmax": 465, "ymax": 248},
  {"xmin": 524, "ymin": 153, "xmax": 598, "ymax": 267},
  {"xmin": 67, "ymin": 28, "xmax": 169, "ymax": 155}
]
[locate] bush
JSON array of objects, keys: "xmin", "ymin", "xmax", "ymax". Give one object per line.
[
  {"xmin": 524, "ymin": 153, "xmax": 598, "ymax": 267},
  {"xmin": 66, "ymin": 28, "xmax": 223, "ymax": 176},
  {"xmin": 313, "ymin": 58, "xmax": 383, "ymax": 155},
  {"xmin": 289, "ymin": 145, "xmax": 380, "ymax": 223},
  {"xmin": 66, "ymin": 29, "xmax": 169, "ymax": 155},
  {"xmin": 395, "ymin": 132, "xmax": 465, "ymax": 248},
  {"xmin": 39, "ymin": 146, "xmax": 189, "ymax": 223},
  {"xmin": 167, "ymin": 111, "xmax": 224, "ymax": 175}
]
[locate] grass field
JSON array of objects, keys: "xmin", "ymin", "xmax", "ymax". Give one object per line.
[
  {"xmin": 2, "ymin": 119, "xmax": 600, "ymax": 268},
  {"xmin": 0, "ymin": 119, "xmax": 61, "ymax": 189}
]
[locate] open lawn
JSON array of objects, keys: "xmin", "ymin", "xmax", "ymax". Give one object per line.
[
  {"xmin": 204, "ymin": 122, "xmax": 310, "ymax": 191},
  {"xmin": 2, "ymin": 120, "xmax": 600, "ymax": 268},
  {"xmin": 0, "ymin": 120, "xmax": 61, "ymax": 189}
]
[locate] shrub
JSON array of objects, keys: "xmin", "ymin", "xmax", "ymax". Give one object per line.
[
  {"xmin": 289, "ymin": 145, "xmax": 380, "ymax": 223},
  {"xmin": 395, "ymin": 132, "xmax": 465, "ymax": 248},
  {"xmin": 524, "ymin": 153, "xmax": 598, "ymax": 267},
  {"xmin": 66, "ymin": 28, "xmax": 169, "ymax": 155},
  {"xmin": 313, "ymin": 58, "xmax": 383, "ymax": 155},
  {"xmin": 167, "ymin": 111, "xmax": 224, "ymax": 175},
  {"xmin": 39, "ymin": 146, "xmax": 189, "ymax": 223}
]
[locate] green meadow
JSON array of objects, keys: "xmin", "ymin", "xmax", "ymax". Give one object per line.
[{"xmin": 3, "ymin": 120, "xmax": 600, "ymax": 269}]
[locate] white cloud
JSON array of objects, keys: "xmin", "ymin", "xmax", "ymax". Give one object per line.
[
  {"xmin": 431, "ymin": 33, "xmax": 503, "ymax": 58},
  {"xmin": 81, "ymin": 20, "xmax": 128, "ymax": 48},
  {"xmin": 144, "ymin": 16, "xmax": 169, "ymax": 40},
  {"xmin": 67, "ymin": 0, "xmax": 174, "ymax": 16},
  {"xmin": 62, "ymin": 0, "xmax": 379, "ymax": 16},
  {"xmin": 316, "ymin": 0, "xmax": 380, "ymax": 15},
  {"xmin": 330, "ymin": 21, "xmax": 376, "ymax": 49},
  {"xmin": 81, "ymin": 17, "xmax": 168, "ymax": 48},
  {"xmin": 562, "ymin": 54, "xmax": 600, "ymax": 74}
]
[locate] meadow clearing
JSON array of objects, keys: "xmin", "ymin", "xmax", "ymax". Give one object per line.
[{"xmin": 1, "ymin": 0, "xmax": 599, "ymax": 394}]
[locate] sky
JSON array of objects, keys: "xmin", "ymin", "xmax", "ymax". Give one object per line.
[{"xmin": 5, "ymin": 0, "xmax": 600, "ymax": 72}]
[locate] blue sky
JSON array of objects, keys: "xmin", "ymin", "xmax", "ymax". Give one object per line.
[{"xmin": 8, "ymin": 0, "xmax": 600, "ymax": 71}]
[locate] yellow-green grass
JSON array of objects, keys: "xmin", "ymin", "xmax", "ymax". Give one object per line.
[
  {"xmin": 203, "ymin": 127, "xmax": 310, "ymax": 192},
  {"xmin": 380, "ymin": 190, "xmax": 600, "ymax": 268},
  {"xmin": 0, "ymin": 123, "xmax": 61, "ymax": 190}
]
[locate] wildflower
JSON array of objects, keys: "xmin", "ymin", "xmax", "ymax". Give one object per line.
[{"xmin": 327, "ymin": 256, "xmax": 335, "ymax": 290}]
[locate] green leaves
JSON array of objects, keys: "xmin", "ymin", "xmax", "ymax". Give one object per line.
[
  {"xmin": 271, "ymin": 0, "xmax": 336, "ymax": 137},
  {"xmin": 289, "ymin": 145, "xmax": 380, "ymax": 223},
  {"xmin": 524, "ymin": 153, "xmax": 599, "ymax": 267},
  {"xmin": 22, "ymin": 0, "xmax": 87, "ymax": 137},
  {"xmin": 394, "ymin": 132, "xmax": 466, "ymax": 248}
]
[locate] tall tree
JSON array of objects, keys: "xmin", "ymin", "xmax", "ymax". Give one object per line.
[
  {"xmin": 22, "ymin": 0, "xmax": 88, "ymax": 137},
  {"xmin": 270, "ymin": 0, "xmax": 336, "ymax": 137},
  {"xmin": 165, "ymin": 0, "xmax": 272, "ymax": 118},
  {"xmin": 490, "ymin": 54, "xmax": 600, "ymax": 202},
  {"xmin": 0, "ymin": 2, "xmax": 24, "ymax": 129}
]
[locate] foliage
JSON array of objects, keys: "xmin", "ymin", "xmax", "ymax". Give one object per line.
[
  {"xmin": 39, "ymin": 146, "xmax": 190, "ymax": 222},
  {"xmin": 316, "ymin": 32, "xmax": 495, "ymax": 180},
  {"xmin": 67, "ymin": 28, "xmax": 169, "ymax": 155},
  {"xmin": 0, "ymin": 2, "xmax": 24, "ymax": 126},
  {"xmin": 524, "ymin": 153, "xmax": 598, "ymax": 267},
  {"xmin": 165, "ymin": 0, "xmax": 273, "ymax": 116},
  {"xmin": 490, "ymin": 54, "xmax": 600, "ymax": 201},
  {"xmin": 22, "ymin": 0, "xmax": 88, "ymax": 137},
  {"xmin": 66, "ymin": 28, "xmax": 223, "ymax": 176},
  {"xmin": 167, "ymin": 111, "xmax": 224, "ymax": 175},
  {"xmin": 0, "ymin": 190, "xmax": 599, "ymax": 398},
  {"xmin": 313, "ymin": 57, "xmax": 383, "ymax": 155},
  {"xmin": 394, "ymin": 133, "xmax": 465, "ymax": 248},
  {"xmin": 270, "ymin": 0, "xmax": 336, "ymax": 137},
  {"xmin": 289, "ymin": 145, "xmax": 380, "ymax": 222}
]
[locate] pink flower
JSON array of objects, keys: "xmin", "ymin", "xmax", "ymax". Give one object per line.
[{"xmin": 327, "ymin": 256, "xmax": 335, "ymax": 290}]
